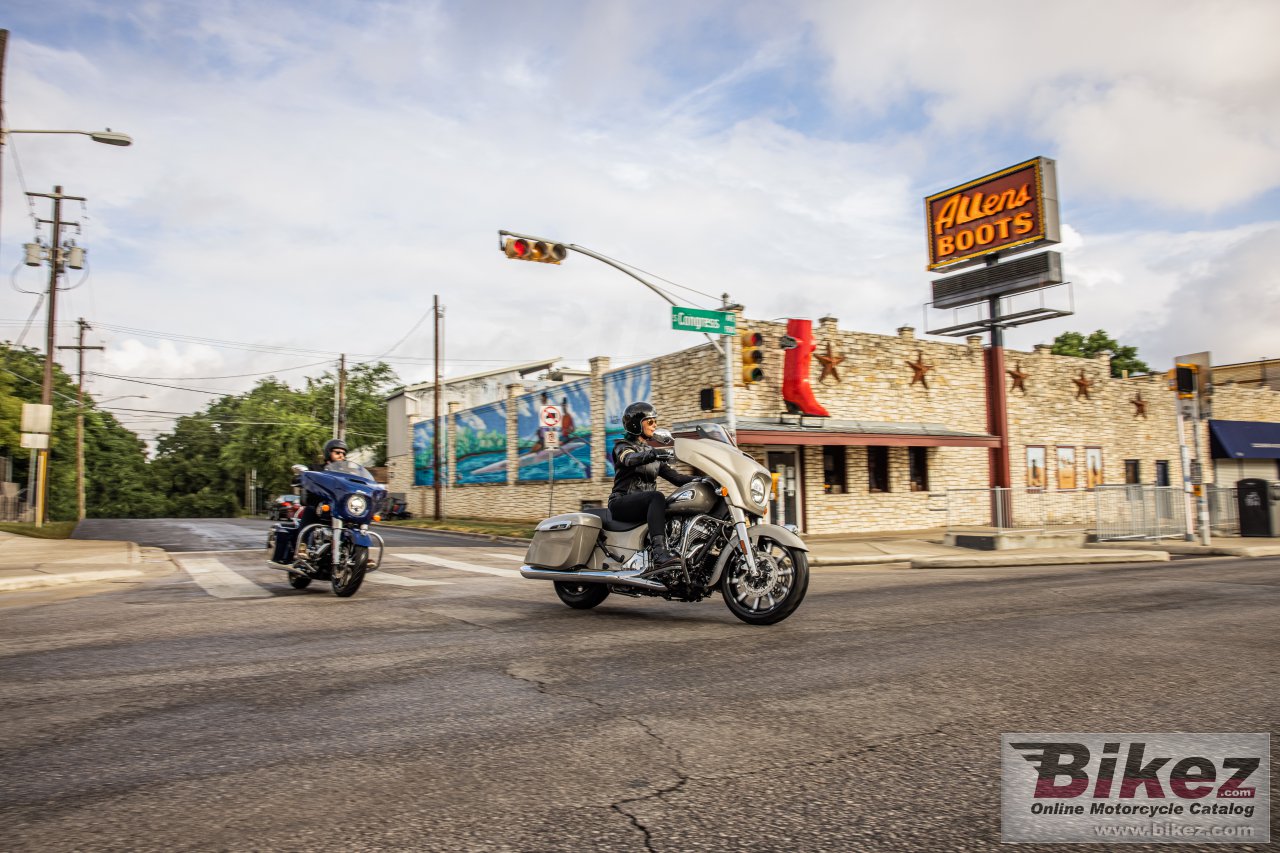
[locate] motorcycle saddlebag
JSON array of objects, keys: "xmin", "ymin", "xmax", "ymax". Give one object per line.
[
  {"xmin": 524, "ymin": 512, "xmax": 602, "ymax": 570},
  {"xmin": 270, "ymin": 522, "xmax": 300, "ymax": 564}
]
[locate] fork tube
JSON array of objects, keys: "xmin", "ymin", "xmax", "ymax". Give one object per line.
[{"xmin": 728, "ymin": 507, "xmax": 759, "ymax": 572}]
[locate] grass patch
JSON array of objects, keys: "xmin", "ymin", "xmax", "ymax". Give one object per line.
[
  {"xmin": 378, "ymin": 517, "xmax": 536, "ymax": 539},
  {"xmin": 0, "ymin": 521, "xmax": 78, "ymax": 539}
]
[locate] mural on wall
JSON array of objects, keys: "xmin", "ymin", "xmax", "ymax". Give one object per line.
[
  {"xmin": 604, "ymin": 364, "xmax": 652, "ymax": 476},
  {"xmin": 1026, "ymin": 446, "xmax": 1046, "ymax": 489},
  {"xmin": 1085, "ymin": 447, "xmax": 1104, "ymax": 488},
  {"xmin": 516, "ymin": 381, "xmax": 592, "ymax": 481},
  {"xmin": 412, "ymin": 417, "xmax": 444, "ymax": 486},
  {"xmin": 1056, "ymin": 446, "xmax": 1077, "ymax": 490},
  {"xmin": 454, "ymin": 402, "xmax": 508, "ymax": 484}
]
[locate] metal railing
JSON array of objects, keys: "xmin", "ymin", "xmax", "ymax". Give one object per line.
[
  {"xmin": 945, "ymin": 487, "xmax": 1093, "ymax": 534},
  {"xmin": 1092, "ymin": 485, "xmax": 1186, "ymax": 541},
  {"xmin": 1206, "ymin": 485, "xmax": 1239, "ymax": 536},
  {"xmin": 945, "ymin": 485, "xmax": 1189, "ymax": 541},
  {"xmin": 0, "ymin": 494, "xmax": 33, "ymax": 523}
]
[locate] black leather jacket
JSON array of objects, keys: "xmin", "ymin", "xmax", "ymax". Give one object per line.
[{"xmin": 610, "ymin": 436, "xmax": 693, "ymax": 500}]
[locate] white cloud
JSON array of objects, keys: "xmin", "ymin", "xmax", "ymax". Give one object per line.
[{"xmin": 1, "ymin": 0, "xmax": 1276, "ymax": 449}]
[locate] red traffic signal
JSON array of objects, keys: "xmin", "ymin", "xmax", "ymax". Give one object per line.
[{"xmin": 502, "ymin": 236, "xmax": 567, "ymax": 264}]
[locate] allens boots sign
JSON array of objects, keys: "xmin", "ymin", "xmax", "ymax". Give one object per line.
[{"xmin": 925, "ymin": 156, "xmax": 1060, "ymax": 271}]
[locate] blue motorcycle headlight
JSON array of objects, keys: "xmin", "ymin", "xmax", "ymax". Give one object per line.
[{"xmin": 345, "ymin": 494, "xmax": 369, "ymax": 516}]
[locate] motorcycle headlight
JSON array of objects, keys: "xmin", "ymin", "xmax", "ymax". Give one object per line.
[
  {"xmin": 345, "ymin": 494, "xmax": 369, "ymax": 516},
  {"xmin": 750, "ymin": 473, "xmax": 769, "ymax": 507}
]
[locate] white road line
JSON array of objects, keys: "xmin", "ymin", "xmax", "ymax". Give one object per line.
[
  {"xmin": 174, "ymin": 556, "xmax": 273, "ymax": 599},
  {"xmin": 397, "ymin": 553, "xmax": 523, "ymax": 578},
  {"xmin": 486, "ymin": 552, "xmax": 525, "ymax": 562},
  {"xmin": 365, "ymin": 571, "xmax": 452, "ymax": 587}
]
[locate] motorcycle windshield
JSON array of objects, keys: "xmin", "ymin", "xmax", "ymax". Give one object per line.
[
  {"xmin": 325, "ymin": 459, "xmax": 375, "ymax": 480},
  {"xmin": 685, "ymin": 423, "xmax": 736, "ymax": 446}
]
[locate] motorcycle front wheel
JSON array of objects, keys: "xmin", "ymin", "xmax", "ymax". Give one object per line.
[
  {"xmin": 720, "ymin": 538, "xmax": 809, "ymax": 625},
  {"xmin": 331, "ymin": 545, "xmax": 368, "ymax": 597},
  {"xmin": 554, "ymin": 581, "xmax": 610, "ymax": 609}
]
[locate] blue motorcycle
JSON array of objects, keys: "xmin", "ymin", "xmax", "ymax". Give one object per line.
[{"xmin": 267, "ymin": 460, "xmax": 388, "ymax": 597}]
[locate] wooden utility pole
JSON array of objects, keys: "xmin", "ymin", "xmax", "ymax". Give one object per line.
[
  {"xmin": 58, "ymin": 318, "xmax": 103, "ymax": 520},
  {"xmin": 336, "ymin": 353, "xmax": 347, "ymax": 441},
  {"xmin": 433, "ymin": 295, "xmax": 442, "ymax": 520}
]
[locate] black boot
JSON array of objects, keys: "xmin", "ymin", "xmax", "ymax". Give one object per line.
[{"xmin": 648, "ymin": 533, "xmax": 683, "ymax": 573}]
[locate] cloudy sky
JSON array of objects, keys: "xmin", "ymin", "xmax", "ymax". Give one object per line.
[{"xmin": 2, "ymin": 0, "xmax": 1277, "ymax": 443}]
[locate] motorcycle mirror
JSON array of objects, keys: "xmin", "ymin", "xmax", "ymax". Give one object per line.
[
  {"xmin": 652, "ymin": 427, "xmax": 674, "ymax": 445},
  {"xmin": 291, "ymin": 464, "xmax": 307, "ymax": 475}
]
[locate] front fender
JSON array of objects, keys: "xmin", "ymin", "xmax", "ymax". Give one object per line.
[
  {"xmin": 344, "ymin": 528, "xmax": 376, "ymax": 549},
  {"xmin": 707, "ymin": 523, "xmax": 809, "ymax": 589}
]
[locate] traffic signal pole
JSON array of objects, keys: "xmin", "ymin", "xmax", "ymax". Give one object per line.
[{"xmin": 497, "ymin": 230, "xmax": 735, "ymax": 436}]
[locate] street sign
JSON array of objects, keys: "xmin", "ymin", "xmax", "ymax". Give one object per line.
[
  {"xmin": 21, "ymin": 403, "xmax": 52, "ymax": 434},
  {"xmin": 671, "ymin": 307, "xmax": 737, "ymax": 336},
  {"xmin": 20, "ymin": 433, "xmax": 49, "ymax": 449},
  {"xmin": 544, "ymin": 431, "xmax": 559, "ymax": 449},
  {"xmin": 540, "ymin": 406, "xmax": 561, "ymax": 428}
]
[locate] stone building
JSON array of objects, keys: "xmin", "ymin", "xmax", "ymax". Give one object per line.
[{"xmin": 384, "ymin": 316, "xmax": 1280, "ymax": 534}]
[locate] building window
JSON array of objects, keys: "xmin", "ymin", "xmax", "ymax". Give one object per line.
[
  {"xmin": 908, "ymin": 446, "xmax": 929, "ymax": 492},
  {"xmin": 823, "ymin": 446, "xmax": 847, "ymax": 494},
  {"xmin": 1155, "ymin": 460, "xmax": 1170, "ymax": 487},
  {"xmin": 1085, "ymin": 447, "xmax": 1104, "ymax": 489},
  {"xmin": 1124, "ymin": 459, "xmax": 1141, "ymax": 484},
  {"xmin": 868, "ymin": 446, "xmax": 890, "ymax": 493},
  {"xmin": 1026, "ymin": 446, "xmax": 1047, "ymax": 490}
]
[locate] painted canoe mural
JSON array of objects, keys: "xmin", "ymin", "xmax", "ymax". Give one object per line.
[{"xmin": 514, "ymin": 380, "xmax": 592, "ymax": 481}]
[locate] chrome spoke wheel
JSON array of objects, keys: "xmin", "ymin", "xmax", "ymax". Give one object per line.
[{"xmin": 720, "ymin": 538, "xmax": 809, "ymax": 625}]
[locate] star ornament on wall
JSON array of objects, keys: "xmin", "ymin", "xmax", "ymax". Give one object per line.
[
  {"xmin": 1131, "ymin": 392, "xmax": 1148, "ymax": 419},
  {"xmin": 1073, "ymin": 370, "xmax": 1094, "ymax": 400},
  {"xmin": 906, "ymin": 350, "xmax": 933, "ymax": 389},
  {"xmin": 816, "ymin": 342, "xmax": 845, "ymax": 384},
  {"xmin": 1007, "ymin": 362, "xmax": 1029, "ymax": 394}
]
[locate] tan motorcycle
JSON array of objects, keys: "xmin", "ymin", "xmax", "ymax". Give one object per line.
[{"xmin": 521, "ymin": 424, "xmax": 810, "ymax": 625}]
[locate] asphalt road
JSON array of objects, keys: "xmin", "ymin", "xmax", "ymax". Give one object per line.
[{"xmin": 2, "ymin": 520, "xmax": 1276, "ymax": 851}]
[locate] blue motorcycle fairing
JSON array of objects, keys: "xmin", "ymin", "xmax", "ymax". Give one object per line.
[{"xmin": 346, "ymin": 528, "xmax": 376, "ymax": 548}]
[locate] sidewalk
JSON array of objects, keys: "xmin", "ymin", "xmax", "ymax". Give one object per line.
[
  {"xmin": 0, "ymin": 532, "xmax": 175, "ymax": 592},
  {"xmin": 803, "ymin": 529, "xmax": 1172, "ymax": 569}
]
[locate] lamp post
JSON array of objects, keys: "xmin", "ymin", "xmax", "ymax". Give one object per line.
[{"xmin": 3, "ymin": 129, "xmax": 133, "ymax": 523}]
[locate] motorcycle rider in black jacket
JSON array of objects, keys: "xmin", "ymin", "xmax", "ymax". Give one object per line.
[{"xmin": 609, "ymin": 402, "xmax": 692, "ymax": 572}]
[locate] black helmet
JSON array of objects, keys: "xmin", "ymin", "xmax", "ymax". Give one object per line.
[
  {"xmin": 323, "ymin": 438, "xmax": 348, "ymax": 460},
  {"xmin": 622, "ymin": 401, "xmax": 658, "ymax": 437}
]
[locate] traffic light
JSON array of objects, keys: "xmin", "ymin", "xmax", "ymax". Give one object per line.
[
  {"xmin": 741, "ymin": 330, "xmax": 764, "ymax": 386},
  {"xmin": 699, "ymin": 388, "xmax": 723, "ymax": 411},
  {"xmin": 1174, "ymin": 364, "xmax": 1198, "ymax": 398},
  {"xmin": 501, "ymin": 236, "xmax": 567, "ymax": 264}
]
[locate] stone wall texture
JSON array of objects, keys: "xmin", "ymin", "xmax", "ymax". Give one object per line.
[{"xmin": 384, "ymin": 317, "xmax": 1280, "ymax": 533}]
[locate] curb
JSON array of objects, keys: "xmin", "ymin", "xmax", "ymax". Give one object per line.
[
  {"xmin": 1085, "ymin": 542, "xmax": 1280, "ymax": 558},
  {"xmin": 0, "ymin": 569, "xmax": 145, "ymax": 592},
  {"xmin": 909, "ymin": 551, "xmax": 1170, "ymax": 569},
  {"xmin": 810, "ymin": 554, "xmax": 917, "ymax": 566}
]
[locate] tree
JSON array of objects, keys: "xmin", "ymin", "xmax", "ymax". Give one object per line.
[{"xmin": 1050, "ymin": 330, "xmax": 1151, "ymax": 378}]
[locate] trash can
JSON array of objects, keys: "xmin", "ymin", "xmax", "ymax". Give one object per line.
[{"xmin": 1236, "ymin": 478, "xmax": 1280, "ymax": 537}]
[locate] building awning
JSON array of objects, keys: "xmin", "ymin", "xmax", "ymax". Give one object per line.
[
  {"xmin": 675, "ymin": 416, "xmax": 999, "ymax": 448},
  {"xmin": 1209, "ymin": 419, "xmax": 1280, "ymax": 460}
]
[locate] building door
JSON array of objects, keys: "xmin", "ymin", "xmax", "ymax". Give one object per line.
[{"xmin": 767, "ymin": 449, "xmax": 801, "ymax": 529}]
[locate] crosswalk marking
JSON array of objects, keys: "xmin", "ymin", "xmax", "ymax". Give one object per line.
[
  {"xmin": 365, "ymin": 570, "xmax": 452, "ymax": 587},
  {"xmin": 175, "ymin": 556, "xmax": 273, "ymax": 599},
  {"xmin": 397, "ymin": 553, "xmax": 523, "ymax": 578},
  {"xmin": 486, "ymin": 552, "xmax": 525, "ymax": 562}
]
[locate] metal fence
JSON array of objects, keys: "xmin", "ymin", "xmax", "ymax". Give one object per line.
[
  {"xmin": 945, "ymin": 487, "xmax": 1093, "ymax": 534},
  {"xmin": 945, "ymin": 485, "xmax": 1189, "ymax": 541},
  {"xmin": 0, "ymin": 495, "xmax": 32, "ymax": 522},
  {"xmin": 1092, "ymin": 485, "xmax": 1186, "ymax": 541},
  {"xmin": 1206, "ymin": 486, "xmax": 1239, "ymax": 536}
]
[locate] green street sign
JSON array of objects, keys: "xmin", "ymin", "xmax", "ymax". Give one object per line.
[{"xmin": 671, "ymin": 306, "xmax": 737, "ymax": 336}]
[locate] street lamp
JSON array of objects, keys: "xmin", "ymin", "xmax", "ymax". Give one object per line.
[
  {"xmin": 0, "ymin": 128, "xmax": 133, "ymax": 146},
  {"xmin": 0, "ymin": 126, "xmax": 135, "ymax": 525}
]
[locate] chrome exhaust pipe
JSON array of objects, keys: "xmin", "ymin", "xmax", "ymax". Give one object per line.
[{"xmin": 520, "ymin": 565, "xmax": 668, "ymax": 592}]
